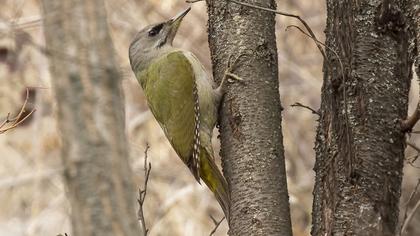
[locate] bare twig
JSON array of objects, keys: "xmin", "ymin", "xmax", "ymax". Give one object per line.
[
  {"xmin": 209, "ymin": 215, "xmax": 225, "ymax": 236},
  {"xmin": 186, "ymin": 0, "xmax": 204, "ymax": 3},
  {"xmin": 401, "ymin": 104, "xmax": 420, "ymax": 132},
  {"xmin": 138, "ymin": 144, "xmax": 152, "ymax": 236},
  {"xmin": 10, "ymin": 15, "xmax": 42, "ymax": 30},
  {"xmin": 400, "ymin": 178, "xmax": 420, "ymax": 235},
  {"xmin": 0, "ymin": 88, "xmax": 36, "ymax": 134},
  {"xmin": 291, "ymin": 102, "xmax": 319, "ymax": 116},
  {"xmin": 406, "ymin": 154, "xmax": 420, "ymax": 168},
  {"xmin": 405, "ymin": 141, "xmax": 420, "ymax": 168},
  {"xmin": 406, "ymin": 141, "xmax": 420, "ymax": 153}
]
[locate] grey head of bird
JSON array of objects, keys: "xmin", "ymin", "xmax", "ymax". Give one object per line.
[{"xmin": 129, "ymin": 7, "xmax": 191, "ymax": 73}]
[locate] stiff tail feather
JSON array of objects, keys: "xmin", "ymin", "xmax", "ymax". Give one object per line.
[{"xmin": 199, "ymin": 146, "xmax": 230, "ymax": 221}]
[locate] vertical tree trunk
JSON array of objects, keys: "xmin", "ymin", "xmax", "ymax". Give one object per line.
[
  {"xmin": 41, "ymin": 1, "xmax": 141, "ymax": 235},
  {"xmin": 205, "ymin": 1, "xmax": 292, "ymax": 235},
  {"xmin": 312, "ymin": 1, "xmax": 414, "ymax": 235}
]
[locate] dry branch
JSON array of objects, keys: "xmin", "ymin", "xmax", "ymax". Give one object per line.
[
  {"xmin": 401, "ymin": 105, "xmax": 420, "ymax": 132},
  {"xmin": 400, "ymin": 178, "xmax": 420, "ymax": 235},
  {"xmin": 209, "ymin": 215, "xmax": 225, "ymax": 236},
  {"xmin": 0, "ymin": 88, "xmax": 36, "ymax": 134},
  {"xmin": 291, "ymin": 102, "xmax": 319, "ymax": 116},
  {"xmin": 138, "ymin": 144, "xmax": 152, "ymax": 236}
]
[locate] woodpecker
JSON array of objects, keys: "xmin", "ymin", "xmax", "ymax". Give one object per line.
[{"xmin": 129, "ymin": 7, "xmax": 231, "ymax": 220}]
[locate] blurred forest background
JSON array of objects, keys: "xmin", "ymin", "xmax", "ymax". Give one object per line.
[{"xmin": 0, "ymin": 0, "xmax": 419, "ymax": 235}]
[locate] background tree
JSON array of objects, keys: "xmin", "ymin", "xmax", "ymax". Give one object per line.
[
  {"xmin": 41, "ymin": 0, "xmax": 141, "ymax": 235},
  {"xmin": 311, "ymin": 1, "xmax": 416, "ymax": 235}
]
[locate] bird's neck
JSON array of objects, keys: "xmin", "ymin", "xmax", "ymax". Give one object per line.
[{"xmin": 131, "ymin": 45, "xmax": 178, "ymax": 73}]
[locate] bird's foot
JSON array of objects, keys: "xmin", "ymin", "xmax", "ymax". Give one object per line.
[
  {"xmin": 224, "ymin": 53, "xmax": 245, "ymax": 83},
  {"xmin": 216, "ymin": 53, "xmax": 247, "ymax": 95}
]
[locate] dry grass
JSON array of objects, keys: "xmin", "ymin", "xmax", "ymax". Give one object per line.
[{"xmin": 0, "ymin": 0, "xmax": 419, "ymax": 235}]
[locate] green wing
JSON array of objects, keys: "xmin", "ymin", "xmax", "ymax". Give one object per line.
[
  {"xmin": 138, "ymin": 50, "xmax": 197, "ymax": 171},
  {"xmin": 136, "ymin": 51, "xmax": 230, "ymax": 218}
]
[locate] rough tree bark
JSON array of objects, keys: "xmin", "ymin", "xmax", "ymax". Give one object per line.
[
  {"xmin": 205, "ymin": 0, "xmax": 292, "ymax": 235},
  {"xmin": 41, "ymin": 1, "xmax": 141, "ymax": 235},
  {"xmin": 312, "ymin": 0, "xmax": 415, "ymax": 236}
]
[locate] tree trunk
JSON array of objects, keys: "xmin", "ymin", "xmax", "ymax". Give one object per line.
[
  {"xmin": 41, "ymin": 1, "xmax": 141, "ymax": 235},
  {"xmin": 205, "ymin": 0, "xmax": 292, "ymax": 235},
  {"xmin": 311, "ymin": 1, "xmax": 414, "ymax": 235}
]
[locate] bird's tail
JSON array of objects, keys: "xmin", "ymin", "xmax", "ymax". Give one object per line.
[{"xmin": 199, "ymin": 146, "xmax": 230, "ymax": 221}]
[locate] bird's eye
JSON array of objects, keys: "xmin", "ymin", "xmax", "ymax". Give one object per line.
[{"xmin": 148, "ymin": 24, "xmax": 163, "ymax": 37}]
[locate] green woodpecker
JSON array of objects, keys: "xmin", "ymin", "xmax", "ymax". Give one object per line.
[{"xmin": 129, "ymin": 7, "xmax": 230, "ymax": 219}]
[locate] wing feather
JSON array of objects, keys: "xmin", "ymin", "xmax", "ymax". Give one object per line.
[{"xmin": 140, "ymin": 50, "xmax": 200, "ymax": 180}]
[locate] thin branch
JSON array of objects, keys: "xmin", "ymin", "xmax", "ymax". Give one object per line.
[
  {"xmin": 406, "ymin": 154, "xmax": 420, "ymax": 168},
  {"xmin": 285, "ymin": 24, "xmax": 345, "ymax": 81},
  {"xmin": 138, "ymin": 144, "xmax": 152, "ymax": 236},
  {"xmin": 405, "ymin": 141, "xmax": 420, "ymax": 168},
  {"xmin": 186, "ymin": 0, "xmax": 204, "ymax": 3},
  {"xmin": 209, "ymin": 215, "xmax": 225, "ymax": 236},
  {"xmin": 401, "ymin": 178, "xmax": 420, "ymax": 235},
  {"xmin": 401, "ymin": 103, "xmax": 420, "ymax": 132},
  {"xmin": 0, "ymin": 88, "xmax": 36, "ymax": 134},
  {"xmin": 291, "ymin": 102, "xmax": 319, "ymax": 116},
  {"xmin": 406, "ymin": 141, "xmax": 420, "ymax": 153}
]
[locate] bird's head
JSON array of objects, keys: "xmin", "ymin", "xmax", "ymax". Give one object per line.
[{"xmin": 129, "ymin": 7, "xmax": 190, "ymax": 72}]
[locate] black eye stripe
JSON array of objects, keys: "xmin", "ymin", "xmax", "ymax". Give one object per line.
[{"xmin": 148, "ymin": 23, "xmax": 163, "ymax": 37}]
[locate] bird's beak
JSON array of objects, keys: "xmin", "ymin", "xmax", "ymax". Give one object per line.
[{"xmin": 166, "ymin": 7, "xmax": 191, "ymax": 45}]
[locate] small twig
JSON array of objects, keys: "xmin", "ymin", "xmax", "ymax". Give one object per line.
[
  {"xmin": 406, "ymin": 141, "xmax": 420, "ymax": 153},
  {"xmin": 406, "ymin": 141, "xmax": 420, "ymax": 168},
  {"xmin": 406, "ymin": 154, "xmax": 420, "ymax": 166},
  {"xmin": 186, "ymin": 0, "xmax": 204, "ymax": 3},
  {"xmin": 209, "ymin": 215, "xmax": 225, "ymax": 236},
  {"xmin": 0, "ymin": 88, "xmax": 36, "ymax": 134},
  {"xmin": 291, "ymin": 102, "xmax": 319, "ymax": 116},
  {"xmin": 401, "ymin": 104, "xmax": 420, "ymax": 132},
  {"xmin": 285, "ymin": 24, "xmax": 346, "ymax": 86},
  {"xmin": 138, "ymin": 144, "xmax": 152, "ymax": 236},
  {"xmin": 400, "ymin": 178, "xmax": 420, "ymax": 235}
]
